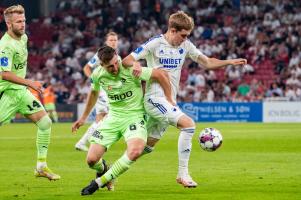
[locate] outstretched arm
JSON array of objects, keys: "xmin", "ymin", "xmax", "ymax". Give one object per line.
[
  {"xmin": 0, "ymin": 71, "xmax": 43, "ymax": 93},
  {"xmin": 197, "ymin": 54, "xmax": 247, "ymax": 70},
  {"xmin": 72, "ymin": 90, "xmax": 99, "ymax": 133}
]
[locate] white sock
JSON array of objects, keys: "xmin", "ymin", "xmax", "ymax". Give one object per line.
[
  {"xmin": 78, "ymin": 122, "xmax": 99, "ymax": 144},
  {"xmin": 178, "ymin": 127, "xmax": 195, "ymax": 176},
  {"xmin": 37, "ymin": 161, "xmax": 47, "ymax": 169}
]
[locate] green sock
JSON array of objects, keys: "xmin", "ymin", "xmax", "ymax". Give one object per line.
[
  {"xmin": 52, "ymin": 111, "xmax": 58, "ymax": 123},
  {"xmin": 89, "ymin": 159, "xmax": 104, "ymax": 173},
  {"xmin": 96, "ymin": 153, "xmax": 134, "ymax": 187},
  {"xmin": 36, "ymin": 115, "xmax": 52, "ymax": 161}
]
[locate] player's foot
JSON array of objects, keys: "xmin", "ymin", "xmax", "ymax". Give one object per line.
[
  {"xmin": 75, "ymin": 142, "xmax": 89, "ymax": 152},
  {"xmin": 81, "ymin": 180, "xmax": 99, "ymax": 196},
  {"xmin": 34, "ymin": 166, "xmax": 61, "ymax": 181},
  {"xmin": 176, "ymin": 173, "xmax": 197, "ymax": 188},
  {"xmin": 96, "ymin": 159, "xmax": 114, "ymax": 191}
]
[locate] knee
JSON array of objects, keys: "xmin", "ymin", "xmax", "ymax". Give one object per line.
[
  {"xmin": 37, "ymin": 115, "xmax": 52, "ymax": 130},
  {"xmin": 86, "ymin": 156, "xmax": 99, "ymax": 167},
  {"xmin": 177, "ymin": 115, "xmax": 195, "ymax": 129},
  {"xmin": 127, "ymin": 148, "xmax": 143, "ymax": 161}
]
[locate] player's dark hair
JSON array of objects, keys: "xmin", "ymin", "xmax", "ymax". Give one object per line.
[{"xmin": 97, "ymin": 45, "xmax": 116, "ymax": 64}]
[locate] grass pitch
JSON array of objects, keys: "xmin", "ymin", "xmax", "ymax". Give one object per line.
[{"xmin": 0, "ymin": 123, "xmax": 300, "ymax": 200}]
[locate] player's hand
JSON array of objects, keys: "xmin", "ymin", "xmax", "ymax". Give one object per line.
[
  {"xmin": 132, "ymin": 62, "xmax": 142, "ymax": 77},
  {"xmin": 229, "ymin": 58, "xmax": 247, "ymax": 66},
  {"xmin": 72, "ymin": 118, "xmax": 85, "ymax": 133},
  {"xmin": 27, "ymin": 80, "xmax": 43, "ymax": 94}
]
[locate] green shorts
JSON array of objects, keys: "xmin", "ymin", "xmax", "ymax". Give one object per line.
[
  {"xmin": 89, "ymin": 113, "xmax": 147, "ymax": 149},
  {"xmin": 0, "ymin": 89, "xmax": 44, "ymax": 125},
  {"xmin": 44, "ymin": 103, "xmax": 56, "ymax": 111}
]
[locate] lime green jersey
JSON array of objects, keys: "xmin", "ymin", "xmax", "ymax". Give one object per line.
[
  {"xmin": 90, "ymin": 61, "xmax": 152, "ymax": 117},
  {"xmin": 0, "ymin": 33, "xmax": 28, "ymax": 91}
]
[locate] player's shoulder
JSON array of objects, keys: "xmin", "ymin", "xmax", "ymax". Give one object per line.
[
  {"xmin": 132, "ymin": 35, "xmax": 163, "ymax": 54},
  {"xmin": 0, "ymin": 36, "xmax": 13, "ymax": 53},
  {"xmin": 92, "ymin": 66, "xmax": 105, "ymax": 77},
  {"xmin": 21, "ymin": 34, "xmax": 28, "ymax": 42},
  {"xmin": 0, "ymin": 33, "xmax": 11, "ymax": 48},
  {"xmin": 87, "ymin": 52, "xmax": 99, "ymax": 64},
  {"xmin": 142, "ymin": 34, "xmax": 163, "ymax": 46},
  {"xmin": 182, "ymin": 39, "xmax": 196, "ymax": 48}
]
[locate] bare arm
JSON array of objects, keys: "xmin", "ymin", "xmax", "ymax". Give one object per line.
[
  {"xmin": 197, "ymin": 54, "xmax": 247, "ymax": 70},
  {"xmin": 150, "ymin": 69, "xmax": 175, "ymax": 105},
  {"xmin": 71, "ymin": 90, "xmax": 99, "ymax": 132},
  {"xmin": 0, "ymin": 71, "xmax": 42, "ymax": 93},
  {"xmin": 122, "ymin": 54, "xmax": 136, "ymax": 68},
  {"xmin": 83, "ymin": 64, "xmax": 92, "ymax": 77}
]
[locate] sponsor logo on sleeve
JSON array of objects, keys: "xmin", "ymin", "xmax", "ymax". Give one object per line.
[
  {"xmin": 90, "ymin": 57, "xmax": 97, "ymax": 64},
  {"xmin": 134, "ymin": 46, "xmax": 143, "ymax": 54},
  {"xmin": 0, "ymin": 57, "xmax": 9, "ymax": 67}
]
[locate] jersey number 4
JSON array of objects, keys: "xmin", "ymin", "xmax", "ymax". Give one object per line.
[{"xmin": 27, "ymin": 100, "xmax": 41, "ymax": 111}]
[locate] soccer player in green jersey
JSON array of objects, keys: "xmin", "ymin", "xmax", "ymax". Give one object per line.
[
  {"xmin": 72, "ymin": 46, "xmax": 172, "ymax": 195},
  {"xmin": 0, "ymin": 5, "xmax": 60, "ymax": 180}
]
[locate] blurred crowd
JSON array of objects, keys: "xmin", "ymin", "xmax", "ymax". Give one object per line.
[{"xmin": 1, "ymin": 0, "xmax": 301, "ymax": 103}]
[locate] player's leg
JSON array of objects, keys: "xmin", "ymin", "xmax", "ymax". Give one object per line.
[
  {"xmin": 75, "ymin": 112, "xmax": 106, "ymax": 151},
  {"xmin": 21, "ymin": 89, "xmax": 60, "ymax": 180},
  {"xmin": 0, "ymin": 90, "xmax": 19, "ymax": 125},
  {"xmin": 45, "ymin": 103, "xmax": 58, "ymax": 123},
  {"xmin": 82, "ymin": 117, "xmax": 120, "ymax": 192},
  {"xmin": 81, "ymin": 116, "xmax": 147, "ymax": 195},
  {"xmin": 86, "ymin": 143, "xmax": 110, "ymax": 179},
  {"xmin": 75, "ymin": 99, "xmax": 108, "ymax": 151},
  {"xmin": 176, "ymin": 114, "xmax": 197, "ymax": 188},
  {"xmin": 140, "ymin": 116, "xmax": 168, "ymax": 156},
  {"xmin": 144, "ymin": 97, "xmax": 197, "ymax": 187}
]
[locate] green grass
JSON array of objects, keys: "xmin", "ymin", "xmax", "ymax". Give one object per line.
[{"xmin": 0, "ymin": 123, "xmax": 301, "ymax": 200}]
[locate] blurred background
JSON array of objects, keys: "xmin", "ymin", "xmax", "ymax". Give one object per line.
[{"xmin": 1, "ymin": 0, "xmax": 301, "ymax": 123}]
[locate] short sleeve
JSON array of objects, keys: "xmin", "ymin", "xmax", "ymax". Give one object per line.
[
  {"xmin": 130, "ymin": 35, "xmax": 161, "ymax": 61},
  {"xmin": 186, "ymin": 40, "xmax": 206, "ymax": 62},
  {"xmin": 87, "ymin": 52, "xmax": 100, "ymax": 69},
  {"xmin": 0, "ymin": 47, "xmax": 13, "ymax": 72},
  {"xmin": 90, "ymin": 70, "xmax": 100, "ymax": 91}
]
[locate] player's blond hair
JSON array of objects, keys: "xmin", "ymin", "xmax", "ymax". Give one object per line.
[
  {"xmin": 168, "ymin": 11, "xmax": 194, "ymax": 31},
  {"xmin": 105, "ymin": 31, "xmax": 118, "ymax": 40},
  {"xmin": 3, "ymin": 5, "xmax": 25, "ymax": 22}
]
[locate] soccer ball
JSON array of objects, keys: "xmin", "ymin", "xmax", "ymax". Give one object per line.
[{"xmin": 199, "ymin": 128, "xmax": 223, "ymax": 152}]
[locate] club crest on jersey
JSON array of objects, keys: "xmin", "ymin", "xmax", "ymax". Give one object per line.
[
  {"xmin": 0, "ymin": 57, "xmax": 8, "ymax": 67},
  {"xmin": 179, "ymin": 48, "xmax": 184, "ymax": 54},
  {"xmin": 159, "ymin": 49, "xmax": 164, "ymax": 55},
  {"xmin": 108, "ymin": 85, "xmax": 112, "ymax": 90}
]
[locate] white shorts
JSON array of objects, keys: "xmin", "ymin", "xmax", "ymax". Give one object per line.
[
  {"xmin": 144, "ymin": 97, "xmax": 185, "ymax": 139},
  {"xmin": 95, "ymin": 93, "xmax": 108, "ymax": 115}
]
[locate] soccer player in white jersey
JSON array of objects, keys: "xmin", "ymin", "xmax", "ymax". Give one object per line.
[
  {"xmin": 122, "ymin": 11, "xmax": 247, "ymax": 188},
  {"xmin": 75, "ymin": 32, "xmax": 119, "ymax": 151}
]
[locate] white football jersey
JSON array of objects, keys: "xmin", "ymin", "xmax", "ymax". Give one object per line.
[
  {"xmin": 87, "ymin": 52, "xmax": 101, "ymax": 70},
  {"xmin": 131, "ymin": 34, "xmax": 204, "ymax": 101}
]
